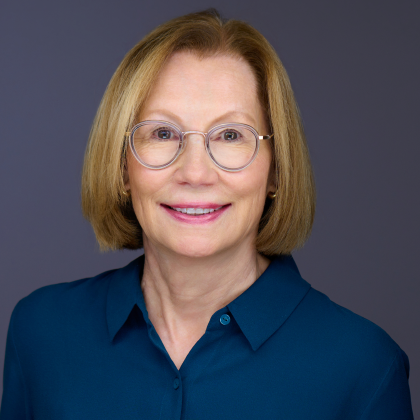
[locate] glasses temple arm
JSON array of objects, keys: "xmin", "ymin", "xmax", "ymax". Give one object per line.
[{"xmin": 259, "ymin": 134, "xmax": 274, "ymax": 140}]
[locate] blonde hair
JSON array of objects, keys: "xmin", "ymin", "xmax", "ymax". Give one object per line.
[{"xmin": 81, "ymin": 9, "xmax": 316, "ymax": 255}]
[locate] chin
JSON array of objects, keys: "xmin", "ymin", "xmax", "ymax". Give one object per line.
[{"xmin": 169, "ymin": 239, "xmax": 224, "ymax": 259}]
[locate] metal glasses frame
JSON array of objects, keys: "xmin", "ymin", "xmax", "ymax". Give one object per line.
[{"xmin": 125, "ymin": 120, "xmax": 273, "ymax": 172}]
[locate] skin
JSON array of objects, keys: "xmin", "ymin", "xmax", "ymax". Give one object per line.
[{"xmin": 125, "ymin": 51, "xmax": 276, "ymax": 370}]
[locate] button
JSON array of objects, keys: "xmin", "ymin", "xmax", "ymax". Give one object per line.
[
  {"xmin": 220, "ymin": 314, "xmax": 231, "ymax": 325},
  {"xmin": 173, "ymin": 378, "xmax": 180, "ymax": 389}
]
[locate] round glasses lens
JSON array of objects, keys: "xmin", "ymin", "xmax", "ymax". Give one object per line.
[
  {"xmin": 208, "ymin": 125, "xmax": 257, "ymax": 169},
  {"xmin": 132, "ymin": 123, "xmax": 181, "ymax": 167}
]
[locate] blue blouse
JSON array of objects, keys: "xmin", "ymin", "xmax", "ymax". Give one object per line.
[{"xmin": 1, "ymin": 255, "xmax": 414, "ymax": 419}]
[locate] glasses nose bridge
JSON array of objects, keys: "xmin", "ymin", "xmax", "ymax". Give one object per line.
[
  {"xmin": 180, "ymin": 130, "xmax": 208, "ymax": 152},
  {"xmin": 182, "ymin": 130, "xmax": 207, "ymax": 139}
]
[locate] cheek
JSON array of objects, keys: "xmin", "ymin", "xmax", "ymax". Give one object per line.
[
  {"xmin": 127, "ymin": 155, "xmax": 163, "ymax": 198},
  {"xmin": 228, "ymin": 160, "xmax": 271, "ymax": 206},
  {"xmin": 126, "ymin": 167, "xmax": 160, "ymax": 225}
]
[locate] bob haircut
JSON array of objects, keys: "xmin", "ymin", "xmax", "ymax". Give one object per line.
[{"xmin": 81, "ymin": 8, "xmax": 316, "ymax": 255}]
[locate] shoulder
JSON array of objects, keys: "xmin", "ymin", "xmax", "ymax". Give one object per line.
[
  {"xmin": 306, "ymin": 287, "xmax": 400, "ymax": 348},
  {"xmin": 269, "ymin": 256, "xmax": 403, "ymax": 365},
  {"xmin": 298, "ymin": 286, "xmax": 409, "ymax": 378},
  {"xmin": 14, "ymin": 267, "xmax": 117, "ymax": 313},
  {"xmin": 9, "ymin": 267, "xmax": 117, "ymax": 345},
  {"xmin": 296, "ymin": 287, "xmax": 412, "ymax": 416}
]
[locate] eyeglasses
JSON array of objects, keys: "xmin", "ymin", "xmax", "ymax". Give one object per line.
[{"xmin": 125, "ymin": 120, "xmax": 273, "ymax": 172}]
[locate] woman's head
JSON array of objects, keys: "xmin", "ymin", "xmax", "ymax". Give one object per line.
[
  {"xmin": 82, "ymin": 8, "xmax": 316, "ymax": 256},
  {"xmin": 124, "ymin": 51, "xmax": 274, "ymax": 259}
]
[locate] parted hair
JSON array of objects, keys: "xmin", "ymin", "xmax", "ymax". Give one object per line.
[{"xmin": 81, "ymin": 8, "xmax": 316, "ymax": 255}]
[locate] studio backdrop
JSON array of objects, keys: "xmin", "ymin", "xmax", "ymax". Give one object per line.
[{"xmin": 0, "ymin": 0, "xmax": 419, "ymax": 415}]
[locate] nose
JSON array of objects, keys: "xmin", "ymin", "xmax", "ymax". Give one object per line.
[{"xmin": 173, "ymin": 132, "xmax": 218, "ymax": 187}]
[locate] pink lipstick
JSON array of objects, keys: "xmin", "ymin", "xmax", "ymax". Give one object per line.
[{"xmin": 161, "ymin": 203, "xmax": 230, "ymax": 224}]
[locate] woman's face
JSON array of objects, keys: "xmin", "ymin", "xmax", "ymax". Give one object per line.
[{"xmin": 126, "ymin": 51, "xmax": 275, "ymax": 258}]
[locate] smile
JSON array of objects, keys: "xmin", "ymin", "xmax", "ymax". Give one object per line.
[
  {"xmin": 161, "ymin": 203, "xmax": 230, "ymax": 224},
  {"xmin": 170, "ymin": 206, "xmax": 223, "ymax": 215}
]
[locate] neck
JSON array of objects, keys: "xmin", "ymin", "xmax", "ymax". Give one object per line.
[{"xmin": 140, "ymin": 238, "xmax": 270, "ymax": 343}]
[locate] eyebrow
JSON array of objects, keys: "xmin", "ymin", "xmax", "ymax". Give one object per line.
[
  {"xmin": 140, "ymin": 110, "xmax": 258, "ymax": 130},
  {"xmin": 212, "ymin": 111, "xmax": 257, "ymax": 128}
]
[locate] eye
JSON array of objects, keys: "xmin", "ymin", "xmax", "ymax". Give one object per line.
[
  {"xmin": 150, "ymin": 126, "xmax": 180, "ymax": 141},
  {"xmin": 223, "ymin": 130, "xmax": 239, "ymax": 141},
  {"xmin": 157, "ymin": 128, "xmax": 173, "ymax": 139}
]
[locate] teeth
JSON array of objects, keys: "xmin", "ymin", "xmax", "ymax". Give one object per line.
[{"xmin": 172, "ymin": 206, "xmax": 223, "ymax": 215}]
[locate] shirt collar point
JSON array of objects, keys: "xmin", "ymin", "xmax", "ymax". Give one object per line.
[{"xmin": 106, "ymin": 256, "xmax": 145, "ymax": 342}]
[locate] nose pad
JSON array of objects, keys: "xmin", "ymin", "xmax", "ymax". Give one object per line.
[
  {"xmin": 179, "ymin": 135, "xmax": 188, "ymax": 154},
  {"xmin": 179, "ymin": 131, "xmax": 207, "ymax": 155}
]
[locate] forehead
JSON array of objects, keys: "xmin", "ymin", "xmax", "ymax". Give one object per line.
[{"xmin": 139, "ymin": 51, "xmax": 265, "ymax": 128}]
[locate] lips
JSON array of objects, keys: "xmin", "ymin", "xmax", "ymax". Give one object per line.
[
  {"xmin": 169, "ymin": 206, "xmax": 223, "ymax": 215},
  {"xmin": 161, "ymin": 203, "xmax": 230, "ymax": 223}
]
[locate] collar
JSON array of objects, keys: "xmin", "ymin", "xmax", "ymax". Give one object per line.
[
  {"xmin": 106, "ymin": 257, "xmax": 145, "ymax": 341},
  {"xmin": 106, "ymin": 254, "xmax": 311, "ymax": 350},
  {"xmin": 227, "ymin": 255, "xmax": 311, "ymax": 351}
]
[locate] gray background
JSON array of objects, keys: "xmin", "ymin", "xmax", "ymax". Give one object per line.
[{"xmin": 1, "ymin": 0, "xmax": 419, "ymax": 414}]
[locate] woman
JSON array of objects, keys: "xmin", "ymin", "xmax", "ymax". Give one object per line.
[{"xmin": 0, "ymin": 9, "xmax": 413, "ymax": 419}]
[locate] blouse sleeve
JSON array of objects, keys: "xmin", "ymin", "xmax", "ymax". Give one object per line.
[
  {"xmin": 360, "ymin": 348, "xmax": 414, "ymax": 420},
  {"xmin": 0, "ymin": 303, "xmax": 30, "ymax": 420}
]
